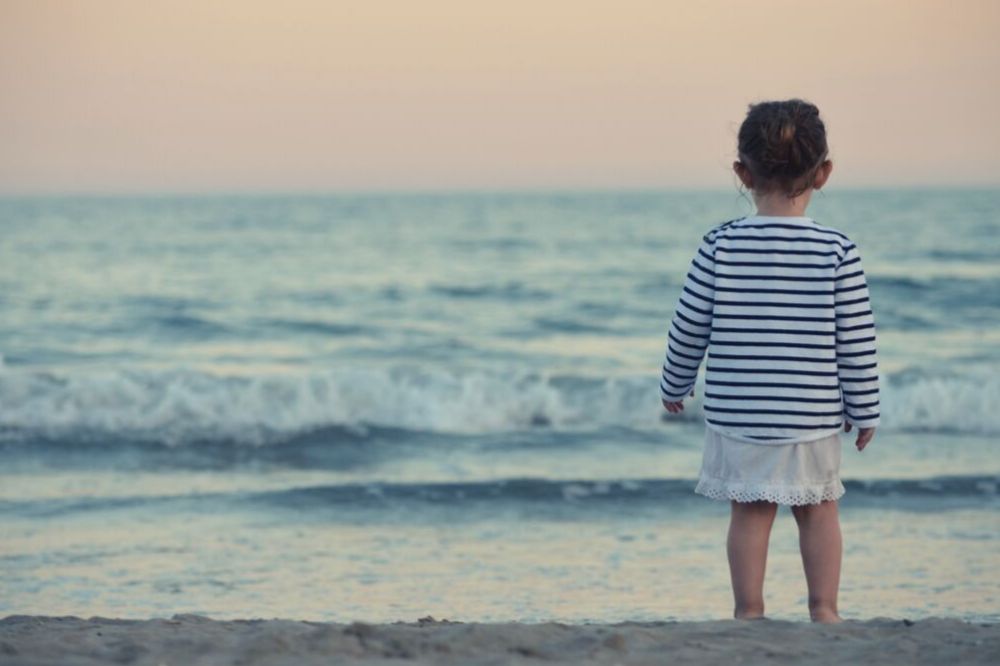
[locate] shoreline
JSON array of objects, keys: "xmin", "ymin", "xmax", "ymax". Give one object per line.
[{"xmin": 2, "ymin": 614, "xmax": 997, "ymax": 665}]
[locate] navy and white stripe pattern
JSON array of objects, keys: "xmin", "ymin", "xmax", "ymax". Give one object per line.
[{"xmin": 659, "ymin": 215, "xmax": 881, "ymax": 444}]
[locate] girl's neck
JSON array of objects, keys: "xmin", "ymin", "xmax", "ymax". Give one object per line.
[{"xmin": 752, "ymin": 189, "xmax": 813, "ymax": 217}]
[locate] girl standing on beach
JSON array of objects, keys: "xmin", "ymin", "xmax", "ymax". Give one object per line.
[{"xmin": 659, "ymin": 99, "xmax": 880, "ymax": 623}]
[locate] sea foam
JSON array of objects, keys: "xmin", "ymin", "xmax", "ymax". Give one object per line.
[{"xmin": 0, "ymin": 358, "xmax": 996, "ymax": 447}]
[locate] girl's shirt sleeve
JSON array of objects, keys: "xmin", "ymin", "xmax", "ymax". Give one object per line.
[
  {"xmin": 834, "ymin": 243, "xmax": 881, "ymax": 428},
  {"xmin": 659, "ymin": 234, "xmax": 716, "ymax": 402}
]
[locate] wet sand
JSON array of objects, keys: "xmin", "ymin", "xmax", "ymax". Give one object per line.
[{"xmin": 1, "ymin": 614, "xmax": 998, "ymax": 665}]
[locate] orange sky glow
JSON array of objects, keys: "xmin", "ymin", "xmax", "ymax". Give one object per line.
[{"xmin": 1, "ymin": 0, "xmax": 998, "ymax": 193}]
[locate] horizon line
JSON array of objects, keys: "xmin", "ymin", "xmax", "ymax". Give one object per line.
[{"xmin": 1, "ymin": 183, "xmax": 999, "ymax": 199}]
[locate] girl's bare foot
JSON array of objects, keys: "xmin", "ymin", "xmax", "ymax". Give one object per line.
[
  {"xmin": 734, "ymin": 612, "xmax": 767, "ymax": 621},
  {"xmin": 810, "ymin": 608, "xmax": 843, "ymax": 623}
]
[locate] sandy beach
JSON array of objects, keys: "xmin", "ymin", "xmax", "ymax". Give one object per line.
[{"xmin": 2, "ymin": 614, "xmax": 997, "ymax": 665}]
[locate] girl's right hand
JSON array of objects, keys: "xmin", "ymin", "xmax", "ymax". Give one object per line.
[{"xmin": 844, "ymin": 422, "xmax": 876, "ymax": 451}]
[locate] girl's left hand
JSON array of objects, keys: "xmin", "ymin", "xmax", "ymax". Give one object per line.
[
  {"xmin": 663, "ymin": 399, "xmax": 684, "ymax": 413},
  {"xmin": 662, "ymin": 390, "xmax": 695, "ymax": 414}
]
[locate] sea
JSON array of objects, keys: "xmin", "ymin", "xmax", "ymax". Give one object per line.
[{"xmin": 1, "ymin": 188, "xmax": 998, "ymax": 623}]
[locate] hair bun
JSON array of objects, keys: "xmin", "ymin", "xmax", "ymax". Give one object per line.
[
  {"xmin": 736, "ymin": 98, "xmax": 828, "ymax": 198},
  {"xmin": 779, "ymin": 121, "xmax": 796, "ymax": 145}
]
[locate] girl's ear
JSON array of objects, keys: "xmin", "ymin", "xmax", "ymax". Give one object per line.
[
  {"xmin": 813, "ymin": 160, "xmax": 833, "ymax": 190},
  {"xmin": 733, "ymin": 161, "xmax": 753, "ymax": 189}
]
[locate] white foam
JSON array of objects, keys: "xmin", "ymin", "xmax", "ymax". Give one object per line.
[
  {"xmin": 881, "ymin": 368, "xmax": 999, "ymax": 436},
  {"xmin": 0, "ymin": 362, "xmax": 996, "ymax": 445}
]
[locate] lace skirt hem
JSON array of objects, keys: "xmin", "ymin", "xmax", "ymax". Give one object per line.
[{"xmin": 695, "ymin": 476, "xmax": 845, "ymax": 506}]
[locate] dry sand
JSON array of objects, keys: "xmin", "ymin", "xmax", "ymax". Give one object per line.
[{"xmin": 1, "ymin": 614, "xmax": 998, "ymax": 665}]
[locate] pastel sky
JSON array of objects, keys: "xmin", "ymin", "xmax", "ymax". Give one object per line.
[{"xmin": 1, "ymin": 0, "xmax": 998, "ymax": 193}]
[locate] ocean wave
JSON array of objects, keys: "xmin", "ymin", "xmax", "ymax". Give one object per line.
[
  {"xmin": 3, "ymin": 475, "xmax": 997, "ymax": 519},
  {"xmin": 428, "ymin": 281, "xmax": 552, "ymax": 301},
  {"xmin": 0, "ymin": 359, "xmax": 997, "ymax": 448},
  {"xmin": 881, "ymin": 367, "xmax": 997, "ymax": 435},
  {"xmin": 0, "ymin": 362, "xmax": 675, "ymax": 446}
]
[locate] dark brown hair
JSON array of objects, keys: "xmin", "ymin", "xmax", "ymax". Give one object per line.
[{"xmin": 737, "ymin": 98, "xmax": 829, "ymax": 199}]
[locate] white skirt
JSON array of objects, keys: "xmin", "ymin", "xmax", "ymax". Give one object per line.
[{"xmin": 694, "ymin": 427, "xmax": 845, "ymax": 505}]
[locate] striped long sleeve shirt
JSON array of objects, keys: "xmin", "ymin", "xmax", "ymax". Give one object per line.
[{"xmin": 659, "ymin": 214, "xmax": 881, "ymax": 444}]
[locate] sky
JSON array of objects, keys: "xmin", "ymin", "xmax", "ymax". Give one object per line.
[{"xmin": 1, "ymin": 0, "xmax": 998, "ymax": 194}]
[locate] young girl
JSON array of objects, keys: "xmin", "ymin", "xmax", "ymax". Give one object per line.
[{"xmin": 659, "ymin": 99, "xmax": 880, "ymax": 623}]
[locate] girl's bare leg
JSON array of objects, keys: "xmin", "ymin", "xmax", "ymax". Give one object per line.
[
  {"xmin": 790, "ymin": 499, "xmax": 843, "ymax": 623},
  {"xmin": 727, "ymin": 499, "xmax": 778, "ymax": 619}
]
